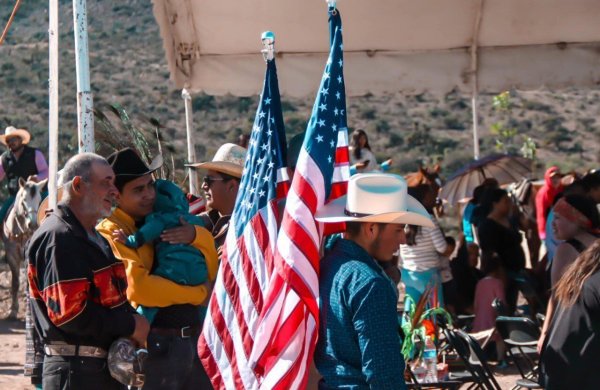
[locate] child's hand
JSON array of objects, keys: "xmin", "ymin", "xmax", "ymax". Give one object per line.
[{"xmin": 112, "ymin": 229, "xmax": 127, "ymax": 243}]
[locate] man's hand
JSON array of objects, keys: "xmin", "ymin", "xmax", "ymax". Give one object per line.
[
  {"xmin": 161, "ymin": 217, "xmax": 196, "ymax": 244},
  {"xmin": 27, "ymin": 174, "xmax": 39, "ymax": 183},
  {"xmin": 383, "ymin": 158, "xmax": 393, "ymax": 167},
  {"xmin": 112, "ymin": 229, "xmax": 128, "ymax": 243},
  {"xmin": 130, "ymin": 314, "xmax": 150, "ymax": 348}
]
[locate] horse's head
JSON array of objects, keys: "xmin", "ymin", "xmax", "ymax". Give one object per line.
[
  {"xmin": 12, "ymin": 177, "xmax": 48, "ymax": 235},
  {"xmin": 405, "ymin": 165, "xmax": 444, "ymax": 217}
]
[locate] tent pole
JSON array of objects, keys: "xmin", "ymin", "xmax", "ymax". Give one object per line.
[
  {"xmin": 182, "ymin": 88, "xmax": 199, "ymax": 195},
  {"xmin": 73, "ymin": 0, "xmax": 94, "ymax": 153},
  {"xmin": 48, "ymin": 0, "xmax": 59, "ymax": 208},
  {"xmin": 470, "ymin": 0, "xmax": 484, "ymax": 160}
]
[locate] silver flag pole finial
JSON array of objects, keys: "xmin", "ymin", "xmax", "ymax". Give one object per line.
[{"xmin": 261, "ymin": 31, "xmax": 275, "ymax": 62}]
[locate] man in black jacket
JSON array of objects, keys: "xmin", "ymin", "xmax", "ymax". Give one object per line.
[
  {"xmin": 27, "ymin": 153, "xmax": 149, "ymax": 390},
  {"xmin": 0, "ymin": 126, "xmax": 48, "ymax": 222}
]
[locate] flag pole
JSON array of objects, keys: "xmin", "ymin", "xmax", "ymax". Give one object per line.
[
  {"xmin": 48, "ymin": 0, "xmax": 59, "ymax": 209},
  {"xmin": 73, "ymin": 0, "xmax": 94, "ymax": 153}
]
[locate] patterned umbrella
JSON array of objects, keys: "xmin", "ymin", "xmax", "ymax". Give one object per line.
[{"xmin": 440, "ymin": 154, "xmax": 532, "ymax": 205}]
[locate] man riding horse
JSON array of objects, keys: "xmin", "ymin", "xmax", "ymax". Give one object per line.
[{"xmin": 0, "ymin": 126, "xmax": 48, "ymax": 223}]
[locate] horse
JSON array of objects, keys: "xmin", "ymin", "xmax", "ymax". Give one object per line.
[
  {"xmin": 404, "ymin": 165, "xmax": 444, "ymax": 217},
  {"xmin": 1, "ymin": 177, "xmax": 47, "ymax": 319}
]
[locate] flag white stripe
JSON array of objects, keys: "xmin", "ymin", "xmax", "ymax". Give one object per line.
[
  {"xmin": 202, "ymin": 313, "xmax": 236, "ymax": 389},
  {"xmin": 278, "ymin": 231, "xmax": 319, "ymax": 301},
  {"xmin": 212, "ymin": 264, "xmax": 258, "ymax": 389}
]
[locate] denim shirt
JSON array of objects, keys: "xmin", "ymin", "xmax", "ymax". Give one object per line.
[{"xmin": 315, "ymin": 239, "xmax": 407, "ymax": 390}]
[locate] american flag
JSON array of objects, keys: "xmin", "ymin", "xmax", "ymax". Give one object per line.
[
  {"xmin": 251, "ymin": 8, "xmax": 349, "ymax": 389},
  {"xmin": 198, "ymin": 58, "xmax": 289, "ymax": 390}
]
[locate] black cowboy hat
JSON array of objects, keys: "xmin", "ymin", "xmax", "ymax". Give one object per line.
[{"xmin": 107, "ymin": 148, "xmax": 163, "ymax": 177}]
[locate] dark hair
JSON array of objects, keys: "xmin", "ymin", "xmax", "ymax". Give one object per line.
[
  {"xmin": 581, "ymin": 171, "xmax": 600, "ymax": 191},
  {"xmin": 480, "ymin": 188, "xmax": 508, "ymax": 217},
  {"xmin": 480, "ymin": 251, "xmax": 502, "ymax": 276},
  {"xmin": 345, "ymin": 221, "xmax": 387, "ymax": 238},
  {"xmin": 445, "ymin": 236, "xmax": 456, "ymax": 247},
  {"xmin": 350, "ymin": 129, "xmax": 371, "ymax": 160},
  {"xmin": 562, "ymin": 180, "xmax": 587, "ymax": 196},
  {"xmin": 562, "ymin": 194, "xmax": 600, "ymax": 231},
  {"xmin": 472, "ymin": 184, "xmax": 486, "ymax": 204},
  {"xmin": 404, "ymin": 185, "xmax": 435, "ymax": 244}
]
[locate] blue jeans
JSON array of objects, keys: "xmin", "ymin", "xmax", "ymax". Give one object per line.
[{"xmin": 143, "ymin": 331, "xmax": 212, "ymax": 390}]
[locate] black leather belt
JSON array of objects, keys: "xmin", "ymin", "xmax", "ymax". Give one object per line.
[{"xmin": 150, "ymin": 325, "xmax": 201, "ymax": 339}]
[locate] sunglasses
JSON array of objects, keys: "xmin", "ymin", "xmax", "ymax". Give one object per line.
[{"xmin": 203, "ymin": 176, "xmax": 229, "ymax": 186}]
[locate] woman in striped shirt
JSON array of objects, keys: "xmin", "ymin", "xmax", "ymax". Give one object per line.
[{"xmin": 399, "ymin": 184, "xmax": 453, "ymax": 305}]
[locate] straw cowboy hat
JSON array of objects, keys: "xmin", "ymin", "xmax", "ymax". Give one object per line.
[
  {"xmin": 0, "ymin": 126, "xmax": 31, "ymax": 145},
  {"xmin": 186, "ymin": 143, "xmax": 246, "ymax": 178},
  {"xmin": 315, "ymin": 173, "xmax": 434, "ymax": 227}
]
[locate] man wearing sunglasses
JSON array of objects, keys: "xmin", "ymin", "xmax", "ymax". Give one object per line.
[{"xmin": 188, "ymin": 143, "xmax": 246, "ymax": 253}]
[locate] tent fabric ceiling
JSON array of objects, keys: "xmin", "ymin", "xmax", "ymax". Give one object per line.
[{"xmin": 152, "ymin": 0, "xmax": 600, "ymax": 96}]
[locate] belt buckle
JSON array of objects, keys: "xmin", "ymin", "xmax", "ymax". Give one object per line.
[{"xmin": 180, "ymin": 326, "xmax": 191, "ymax": 338}]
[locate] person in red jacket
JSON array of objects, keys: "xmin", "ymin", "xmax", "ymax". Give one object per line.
[{"xmin": 536, "ymin": 166, "xmax": 563, "ymax": 240}]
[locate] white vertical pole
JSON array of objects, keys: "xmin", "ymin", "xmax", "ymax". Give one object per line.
[
  {"xmin": 73, "ymin": 0, "xmax": 94, "ymax": 153},
  {"xmin": 470, "ymin": 0, "xmax": 484, "ymax": 160},
  {"xmin": 182, "ymin": 88, "xmax": 199, "ymax": 195},
  {"xmin": 471, "ymin": 94, "xmax": 480, "ymax": 160},
  {"xmin": 48, "ymin": 0, "xmax": 59, "ymax": 208}
]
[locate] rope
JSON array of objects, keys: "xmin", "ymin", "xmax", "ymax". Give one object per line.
[{"xmin": 0, "ymin": 0, "xmax": 24, "ymax": 47}]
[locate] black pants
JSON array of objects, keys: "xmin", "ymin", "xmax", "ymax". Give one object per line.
[
  {"xmin": 143, "ymin": 331, "xmax": 213, "ymax": 390},
  {"xmin": 42, "ymin": 355, "xmax": 124, "ymax": 390}
]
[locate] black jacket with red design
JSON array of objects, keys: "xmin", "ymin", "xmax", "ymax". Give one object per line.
[{"xmin": 26, "ymin": 203, "xmax": 136, "ymax": 349}]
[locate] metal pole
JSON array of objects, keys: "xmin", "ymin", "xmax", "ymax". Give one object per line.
[
  {"xmin": 48, "ymin": 0, "xmax": 59, "ymax": 208},
  {"xmin": 73, "ymin": 0, "xmax": 94, "ymax": 153},
  {"xmin": 470, "ymin": 0, "xmax": 484, "ymax": 160},
  {"xmin": 182, "ymin": 88, "xmax": 199, "ymax": 195}
]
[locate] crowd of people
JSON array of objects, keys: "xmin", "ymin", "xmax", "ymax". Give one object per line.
[{"xmin": 1, "ymin": 123, "xmax": 599, "ymax": 389}]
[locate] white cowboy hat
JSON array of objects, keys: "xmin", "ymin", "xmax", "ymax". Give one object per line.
[
  {"xmin": 315, "ymin": 173, "xmax": 434, "ymax": 227},
  {"xmin": 0, "ymin": 126, "xmax": 31, "ymax": 145},
  {"xmin": 186, "ymin": 143, "xmax": 246, "ymax": 178}
]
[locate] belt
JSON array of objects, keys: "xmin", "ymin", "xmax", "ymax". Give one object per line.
[
  {"xmin": 44, "ymin": 344, "xmax": 108, "ymax": 358},
  {"xmin": 150, "ymin": 325, "xmax": 201, "ymax": 339}
]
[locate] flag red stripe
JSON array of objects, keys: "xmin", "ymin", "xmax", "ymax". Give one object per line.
[
  {"xmin": 202, "ymin": 292, "xmax": 245, "ymax": 389},
  {"xmin": 198, "ymin": 335, "xmax": 225, "ymax": 390},
  {"xmin": 251, "ymin": 208, "xmax": 275, "ymax": 282},
  {"xmin": 279, "ymin": 212, "xmax": 320, "ymax": 278},
  {"xmin": 221, "ymin": 247, "xmax": 255, "ymax": 358},
  {"xmin": 335, "ymin": 146, "xmax": 349, "ymax": 163},
  {"xmin": 237, "ymin": 223, "xmax": 265, "ymax": 314},
  {"xmin": 256, "ymin": 294, "xmax": 305, "ymax": 374},
  {"xmin": 291, "ymin": 174, "xmax": 318, "ymax": 214}
]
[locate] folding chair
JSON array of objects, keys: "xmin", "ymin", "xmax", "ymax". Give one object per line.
[
  {"xmin": 495, "ymin": 316, "xmax": 544, "ymax": 389},
  {"xmin": 452, "ymin": 329, "xmax": 503, "ymax": 390},
  {"xmin": 441, "ymin": 328, "xmax": 485, "ymax": 389},
  {"xmin": 513, "ymin": 273, "xmax": 546, "ymax": 318}
]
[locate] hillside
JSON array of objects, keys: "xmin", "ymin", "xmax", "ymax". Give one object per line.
[{"xmin": 1, "ymin": 0, "xmax": 599, "ymax": 183}]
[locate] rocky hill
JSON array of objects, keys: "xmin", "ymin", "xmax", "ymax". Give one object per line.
[{"xmin": 1, "ymin": 0, "xmax": 599, "ymax": 184}]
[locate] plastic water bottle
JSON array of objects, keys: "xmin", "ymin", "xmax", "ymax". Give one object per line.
[{"xmin": 422, "ymin": 335, "xmax": 438, "ymax": 383}]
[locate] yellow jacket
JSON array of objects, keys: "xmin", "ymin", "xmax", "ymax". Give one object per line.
[{"xmin": 97, "ymin": 207, "xmax": 218, "ymax": 308}]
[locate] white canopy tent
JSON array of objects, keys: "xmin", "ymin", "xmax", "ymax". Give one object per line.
[
  {"xmin": 152, "ymin": 0, "xmax": 600, "ymax": 96},
  {"xmin": 150, "ymin": 0, "xmax": 600, "ymax": 188}
]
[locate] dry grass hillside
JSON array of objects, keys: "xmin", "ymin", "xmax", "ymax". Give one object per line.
[{"xmin": 1, "ymin": 0, "xmax": 599, "ymax": 184}]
